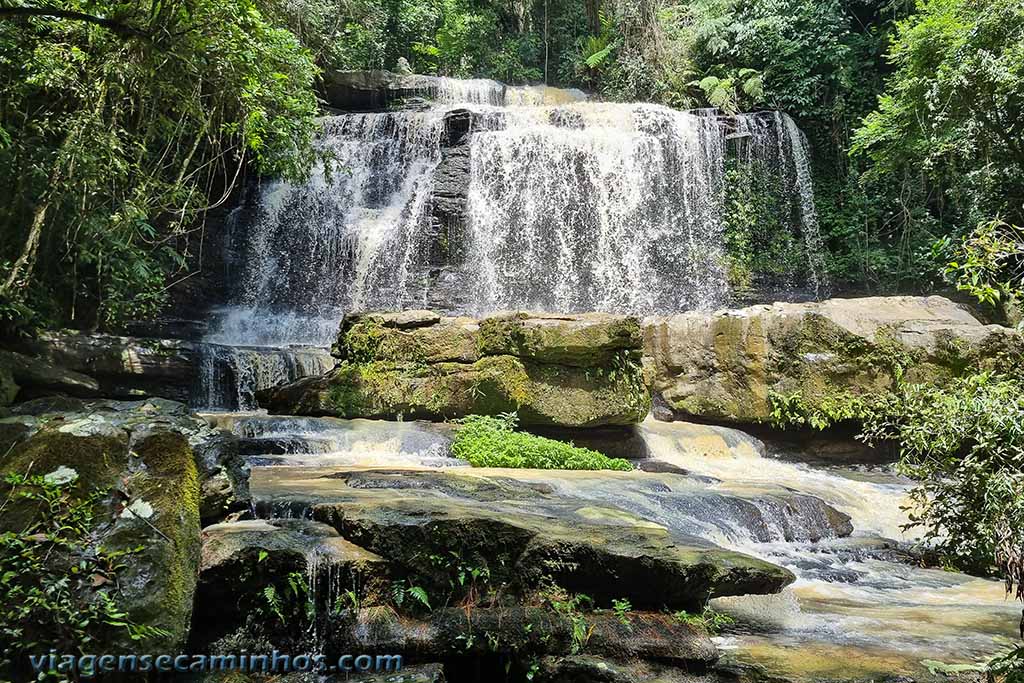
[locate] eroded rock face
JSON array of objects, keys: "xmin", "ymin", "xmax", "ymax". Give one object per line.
[
  {"xmin": 20, "ymin": 332, "xmax": 197, "ymax": 402},
  {"xmin": 259, "ymin": 312, "xmax": 651, "ymax": 428},
  {"xmin": 0, "ymin": 399, "xmax": 238, "ymax": 652},
  {"xmin": 192, "ymin": 518, "xmax": 389, "ymax": 647},
  {"xmin": 644, "ymin": 296, "xmax": 1024, "ymax": 425}
]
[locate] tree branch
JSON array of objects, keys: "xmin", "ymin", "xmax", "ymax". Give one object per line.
[{"xmin": 0, "ymin": 6, "xmax": 150, "ymax": 38}]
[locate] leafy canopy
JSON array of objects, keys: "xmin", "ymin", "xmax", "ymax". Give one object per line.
[{"xmin": 0, "ymin": 0, "xmax": 320, "ymax": 332}]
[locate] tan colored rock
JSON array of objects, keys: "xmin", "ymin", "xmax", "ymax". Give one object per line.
[
  {"xmin": 643, "ymin": 296, "xmax": 1023, "ymax": 424},
  {"xmin": 265, "ymin": 311, "xmax": 650, "ymax": 428}
]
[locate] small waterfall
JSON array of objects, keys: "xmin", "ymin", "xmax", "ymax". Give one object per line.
[
  {"xmin": 192, "ymin": 344, "xmax": 335, "ymax": 411},
  {"xmin": 729, "ymin": 112, "xmax": 830, "ymax": 299},
  {"xmin": 464, "ymin": 105, "xmax": 729, "ymax": 313}
]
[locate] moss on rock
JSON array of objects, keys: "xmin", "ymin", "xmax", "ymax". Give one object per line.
[
  {"xmin": 263, "ymin": 312, "xmax": 651, "ymax": 427},
  {"xmin": 645, "ymin": 296, "xmax": 1024, "ymax": 426}
]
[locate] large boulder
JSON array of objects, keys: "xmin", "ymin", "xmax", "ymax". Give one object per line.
[
  {"xmin": 0, "ymin": 348, "xmax": 101, "ymax": 399},
  {"xmin": 259, "ymin": 312, "xmax": 651, "ymax": 428},
  {"xmin": 644, "ymin": 296, "xmax": 1024, "ymax": 425},
  {"xmin": 0, "ymin": 400, "xmax": 228, "ymax": 654}
]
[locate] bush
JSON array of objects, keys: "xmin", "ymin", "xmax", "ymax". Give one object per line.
[
  {"xmin": 861, "ymin": 373, "xmax": 1024, "ymax": 593},
  {"xmin": 451, "ymin": 414, "xmax": 633, "ymax": 471}
]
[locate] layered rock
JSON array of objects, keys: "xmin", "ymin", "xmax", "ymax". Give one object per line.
[
  {"xmin": 644, "ymin": 296, "xmax": 1023, "ymax": 425},
  {"xmin": 0, "ymin": 399, "xmax": 242, "ymax": 652},
  {"xmin": 259, "ymin": 311, "xmax": 651, "ymax": 428},
  {"xmin": 321, "ymin": 69, "xmax": 587, "ymax": 112},
  {"xmin": 192, "ymin": 518, "xmax": 389, "ymax": 647},
  {"xmin": 20, "ymin": 332, "xmax": 196, "ymax": 402},
  {"xmin": 250, "ymin": 465, "xmax": 800, "ymax": 611},
  {"xmin": 0, "ymin": 348, "xmax": 101, "ymax": 403}
]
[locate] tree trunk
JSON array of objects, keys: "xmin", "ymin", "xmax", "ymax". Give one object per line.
[
  {"xmin": 586, "ymin": 0, "xmax": 602, "ymax": 34},
  {"xmin": 0, "ymin": 200, "xmax": 48, "ymax": 296}
]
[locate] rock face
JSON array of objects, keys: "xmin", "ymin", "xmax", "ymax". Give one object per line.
[
  {"xmin": 0, "ymin": 348, "xmax": 101, "ymax": 401},
  {"xmin": 20, "ymin": 332, "xmax": 197, "ymax": 402},
  {"xmin": 259, "ymin": 311, "xmax": 651, "ymax": 428},
  {"xmin": 320, "ymin": 69, "xmax": 587, "ymax": 112},
  {"xmin": 644, "ymin": 296, "xmax": 1024, "ymax": 425},
  {"xmin": 0, "ymin": 399, "xmax": 239, "ymax": 653},
  {"xmin": 192, "ymin": 518, "xmax": 389, "ymax": 647}
]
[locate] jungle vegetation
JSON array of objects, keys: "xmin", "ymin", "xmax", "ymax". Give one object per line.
[{"xmin": 0, "ymin": 0, "xmax": 1022, "ymax": 651}]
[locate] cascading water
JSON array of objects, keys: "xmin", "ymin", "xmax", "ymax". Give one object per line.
[
  {"xmin": 207, "ymin": 80, "xmax": 829, "ymax": 352},
  {"xmin": 191, "ymin": 343, "xmax": 334, "ymax": 411},
  {"xmin": 463, "ymin": 105, "xmax": 729, "ymax": 312},
  {"xmin": 234, "ymin": 413, "xmax": 1020, "ymax": 680}
]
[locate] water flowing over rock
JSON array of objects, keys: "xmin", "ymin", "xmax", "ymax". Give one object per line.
[
  {"xmin": 258, "ymin": 311, "xmax": 650, "ymax": 427},
  {"xmin": 207, "ymin": 78, "xmax": 828, "ymax": 349},
  {"xmin": 193, "ymin": 343, "xmax": 335, "ymax": 411},
  {"xmin": 644, "ymin": 295, "xmax": 1024, "ymax": 424}
]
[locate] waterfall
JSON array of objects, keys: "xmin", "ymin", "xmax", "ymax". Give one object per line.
[
  {"xmin": 209, "ymin": 78, "xmax": 829, "ymax": 347},
  {"xmin": 192, "ymin": 344, "xmax": 335, "ymax": 411},
  {"xmin": 464, "ymin": 105, "xmax": 728, "ymax": 313},
  {"xmin": 208, "ymin": 112, "xmax": 448, "ymax": 347}
]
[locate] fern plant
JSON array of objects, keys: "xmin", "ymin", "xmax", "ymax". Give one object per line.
[{"xmin": 689, "ymin": 66, "xmax": 764, "ymax": 114}]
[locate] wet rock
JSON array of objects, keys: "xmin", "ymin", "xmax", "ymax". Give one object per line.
[
  {"xmin": 536, "ymin": 654, "xmax": 724, "ymax": 682},
  {"xmin": 193, "ymin": 518, "xmax": 389, "ymax": 646},
  {"xmin": 644, "ymin": 296, "xmax": 1024, "ymax": 425},
  {"xmin": 0, "ymin": 399, "xmax": 219, "ymax": 651},
  {"xmin": 310, "ymin": 491, "xmax": 794, "ymax": 611},
  {"xmin": 263, "ymin": 311, "xmax": 650, "ymax": 428},
  {"xmin": 331, "ymin": 608, "xmax": 716, "ymax": 666}
]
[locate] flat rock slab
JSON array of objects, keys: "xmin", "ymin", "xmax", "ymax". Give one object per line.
[{"xmin": 250, "ymin": 466, "xmax": 798, "ymax": 611}]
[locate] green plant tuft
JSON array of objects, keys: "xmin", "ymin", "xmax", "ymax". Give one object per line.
[{"xmin": 451, "ymin": 413, "xmax": 633, "ymax": 471}]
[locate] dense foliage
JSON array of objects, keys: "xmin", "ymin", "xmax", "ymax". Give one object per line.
[
  {"xmin": 452, "ymin": 414, "xmax": 633, "ymax": 471},
  {"xmin": 0, "ymin": 0, "xmax": 320, "ymax": 334},
  {"xmin": 3, "ymin": 0, "xmax": 1023, "ymax": 332},
  {"xmin": 862, "ymin": 374, "xmax": 1023, "ymax": 589}
]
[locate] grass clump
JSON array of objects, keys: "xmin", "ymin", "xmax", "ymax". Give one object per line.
[{"xmin": 451, "ymin": 413, "xmax": 632, "ymax": 471}]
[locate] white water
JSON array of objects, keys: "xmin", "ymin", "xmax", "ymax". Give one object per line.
[
  {"xmin": 206, "ymin": 79, "xmax": 829, "ymax": 351},
  {"xmin": 227, "ymin": 413, "xmax": 1020, "ymax": 679},
  {"xmin": 464, "ymin": 105, "xmax": 729, "ymax": 313},
  {"xmin": 192, "ymin": 344, "xmax": 335, "ymax": 411}
]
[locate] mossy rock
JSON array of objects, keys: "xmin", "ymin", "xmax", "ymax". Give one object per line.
[
  {"xmin": 644, "ymin": 296, "xmax": 1024, "ymax": 425},
  {"xmin": 312, "ymin": 492, "xmax": 794, "ymax": 611},
  {"xmin": 264, "ymin": 311, "xmax": 650, "ymax": 428},
  {"xmin": 0, "ymin": 400, "xmax": 227, "ymax": 655},
  {"xmin": 262, "ymin": 353, "xmax": 649, "ymax": 428},
  {"xmin": 477, "ymin": 312, "xmax": 644, "ymax": 367}
]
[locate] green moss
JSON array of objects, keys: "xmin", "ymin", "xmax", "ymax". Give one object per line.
[
  {"xmin": 339, "ymin": 317, "xmax": 391, "ymax": 363},
  {"xmin": 0, "ymin": 430, "xmax": 127, "ymax": 532},
  {"xmin": 106, "ymin": 430, "xmax": 201, "ymax": 651},
  {"xmin": 451, "ymin": 414, "xmax": 633, "ymax": 471}
]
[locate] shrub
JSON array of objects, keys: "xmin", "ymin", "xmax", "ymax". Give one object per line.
[
  {"xmin": 861, "ymin": 373, "xmax": 1024, "ymax": 593},
  {"xmin": 451, "ymin": 414, "xmax": 632, "ymax": 471}
]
